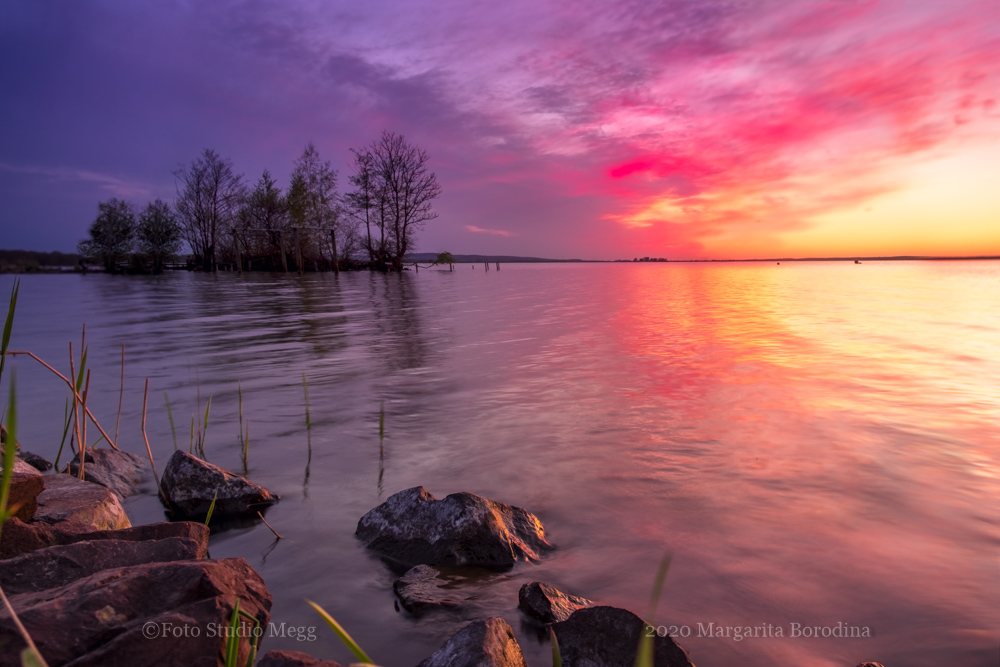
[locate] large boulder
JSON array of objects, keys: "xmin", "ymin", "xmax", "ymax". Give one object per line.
[
  {"xmin": 551, "ymin": 606, "xmax": 695, "ymax": 667},
  {"xmin": 417, "ymin": 618, "xmax": 527, "ymax": 667},
  {"xmin": 161, "ymin": 450, "xmax": 279, "ymax": 520},
  {"xmin": 0, "ymin": 536, "xmax": 206, "ymax": 594},
  {"xmin": 356, "ymin": 487, "xmax": 551, "ymax": 569},
  {"xmin": 18, "ymin": 450, "xmax": 52, "ymax": 472},
  {"xmin": 0, "ymin": 517, "xmax": 209, "ymax": 560},
  {"xmin": 0, "ymin": 558, "xmax": 271, "ymax": 667},
  {"xmin": 1, "ymin": 456, "xmax": 42, "ymax": 477},
  {"xmin": 518, "ymin": 582, "xmax": 593, "ymax": 625},
  {"xmin": 34, "ymin": 473, "xmax": 131, "ymax": 532},
  {"xmin": 256, "ymin": 650, "xmax": 344, "ymax": 667},
  {"xmin": 393, "ymin": 564, "xmax": 464, "ymax": 614},
  {"xmin": 5, "ymin": 472, "xmax": 44, "ymax": 522},
  {"xmin": 69, "ymin": 448, "xmax": 145, "ymax": 498}
]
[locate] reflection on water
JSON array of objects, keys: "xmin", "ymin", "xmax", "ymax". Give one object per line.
[{"xmin": 2, "ymin": 262, "xmax": 998, "ymax": 667}]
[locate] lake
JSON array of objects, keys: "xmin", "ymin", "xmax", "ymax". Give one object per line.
[{"xmin": 2, "ymin": 261, "xmax": 998, "ymax": 666}]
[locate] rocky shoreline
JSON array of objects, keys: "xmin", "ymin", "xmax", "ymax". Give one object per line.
[{"xmin": 1, "ymin": 447, "xmax": 886, "ymax": 667}]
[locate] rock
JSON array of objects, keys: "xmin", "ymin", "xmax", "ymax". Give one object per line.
[
  {"xmin": 551, "ymin": 606, "xmax": 695, "ymax": 667},
  {"xmin": 257, "ymin": 650, "xmax": 344, "ymax": 667},
  {"xmin": 161, "ymin": 450, "xmax": 279, "ymax": 520},
  {"xmin": 0, "ymin": 536, "xmax": 206, "ymax": 594},
  {"xmin": 69, "ymin": 448, "xmax": 145, "ymax": 498},
  {"xmin": 33, "ymin": 473, "xmax": 131, "ymax": 532},
  {"xmin": 856, "ymin": 663, "xmax": 886, "ymax": 667},
  {"xmin": 18, "ymin": 450, "xmax": 52, "ymax": 472},
  {"xmin": 1, "ymin": 456, "xmax": 42, "ymax": 477},
  {"xmin": 518, "ymin": 582, "xmax": 593, "ymax": 625},
  {"xmin": 356, "ymin": 486, "xmax": 551, "ymax": 569},
  {"xmin": 393, "ymin": 564, "xmax": 463, "ymax": 613},
  {"xmin": 417, "ymin": 618, "xmax": 527, "ymax": 667},
  {"xmin": 0, "ymin": 517, "xmax": 209, "ymax": 560},
  {"xmin": 6, "ymin": 472, "xmax": 44, "ymax": 522},
  {"xmin": 0, "ymin": 558, "xmax": 271, "ymax": 667}
]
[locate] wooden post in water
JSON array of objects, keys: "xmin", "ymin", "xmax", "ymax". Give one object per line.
[
  {"xmin": 496, "ymin": 262, "xmax": 499, "ymax": 270},
  {"xmin": 329, "ymin": 229, "xmax": 340, "ymax": 276},
  {"xmin": 278, "ymin": 231, "xmax": 288, "ymax": 273},
  {"xmin": 233, "ymin": 229, "xmax": 242, "ymax": 274},
  {"xmin": 293, "ymin": 227, "xmax": 303, "ymax": 275}
]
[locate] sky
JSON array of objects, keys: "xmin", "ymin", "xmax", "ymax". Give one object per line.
[{"xmin": 1, "ymin": 0, "xmax": 998, "ymax": 260}]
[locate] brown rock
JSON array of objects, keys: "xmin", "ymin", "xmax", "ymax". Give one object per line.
[
  {"xmin": 257, "ymin": 650, "xmax": 344, "ymax": 667},
  {"xmin": 0, "ymin": 518, "xmax": 209, "ymax": 560},
  {"xmin": 0, "ymin": 536, "xmax": 206, "ymax": 595},
  {"xmin": 6, "ymin": 472, "xmax": 44, "ymax": 522},
  {"xmin": 18, "ymin": 451, "xmax": 52, "ymax": 472},
  {"xmin": 34, "ymin": 473, "xmax": 131, "ymax": 532},
  {"xmin": 518, "ymin": 582, "xmax": 593, "ymax": 625},
  {"xmin": 1, "ymin": 457, "xmax": 42, "ymax": 477},
  {"xmin": 417, "ymin": 618, "xmax": 527, "ymax": 667},
  {"xmin": 856, "ymin": 663, "xmax": 886, "ymax": 667},
  {"xmin": 551, "ymin": 606, "xmax": 695, "ymax": 667},
  {"xmin": 0, "ymin": 558, "xmax": 271, "ymax": 667}
]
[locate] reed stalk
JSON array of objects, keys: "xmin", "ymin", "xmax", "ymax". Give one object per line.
[
  {"xmin": 114, "ymin": 344, "xmax": 124, "ymax": 449},
  {"xmin": 0, "ymin": 278, "xmax": 19, "ymax": 388},
  {"xmin": 53, "ymin": 398, "xmax": 72, "ymax": 470},
  {"xmin": 164, "ymin": 392, "xmax": 178, "ymax": 450},
  {"xmin": 302, "ymin": 373, "xmax": 311, "ymax": 431},
  {"xmin": 141, "ymin": 379, "xmax": 165, "ymax": 503},
  {"xmin": 256, "ymin": 511, "xmax": 281, "ymax": 539}
]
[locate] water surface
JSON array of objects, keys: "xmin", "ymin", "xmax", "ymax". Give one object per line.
[{"xmin": 2, "ymin": 262, "xmax": 998, "ymax": 666}]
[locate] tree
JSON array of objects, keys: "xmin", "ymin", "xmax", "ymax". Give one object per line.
[
  {"xmin": 288, "ymin": 143, "xmax": 349, "ymax": 270},
  {"xmin": 236, "ymin": 170, "xmax": 289, "ymax": 268},
  {"xmin": 174, "ymin": 149, "xmax": 244, "ymax": 271},
  {"xmin": 77, "ymin": 199, "xmax": 136, "ymax": 272},
  {"xmin": 136, "ymin": 200, "xmax": 182, "ymax": 273},
  {"xmin": 346, "ymin": 131, "xmax": 442, "ymax": 271}
]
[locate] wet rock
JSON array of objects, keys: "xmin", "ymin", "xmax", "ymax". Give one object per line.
[
  {"xmin": 1, "ymin": 456, "xmax": 42, "ymax": 477},
  {"xmin": 393, "ymin": 564, "xmax": 463, "ymax": 613},
  {"xmin": 417, "ymin": 618, "xmax": 527, "ymax": 667},
  {"xmin": 6, "ymin": 472, "xmax": 44, "ymax": 522},
  {"xmin": 518, "ymin": 582, "xmax": 593, "ymax": 625},
  {"xmin": 856, "ymin": 663, "xmax": 886, "ymax": 667},
  {"xmin": 257, "ymin": 650, "xmax": 344, "ymax": 667},
  {"xmin": 18, "ymin": 450, "xmax": 52, "ymax": 472},
  {"xmin": 0, "ymin": 557, "xmax": 271, "ymax": 667},
  {"xmin": 161, "ymin": 450, "xmax": 279, "ymax": 520},
  {"xmin": 0, "ymin": 536, "xmax": 206, "ymax": 594},
  {"xmin": 69, "ymin": 448, "xmax": 145, "ymax": 498},
  {"xmin": 34, "ymin": 473, "xmax": 131, "ymax": 532},
  {"xmin": 356, "ymin": 486, "xmax": 551, "ymax": 569},
  {"xmin": 0, "ymin": 517, "xmax": 209, "ymax": 560},
  {"xmin": 551, "ymin": 606, "xmax": 695, "ymax": 667}
]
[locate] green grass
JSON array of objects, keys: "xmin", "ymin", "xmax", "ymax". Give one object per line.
[
  {"xmin": 164, "ymin": 392, "xmax": 178, "ymax": 450},
  {"xmin": 307, "ymin": 600, "xmax": 375, "ymax": 664},
  {"xmin": 223, "ymin": 599, "xmax": 260, "ymax": 667},
  {"xmin": 0, "ymin": 278, "xmax": 19, "ymax": 388},
  {"xmin": 204, "ymin": 490, "xmax": 219, "ymax": 526}
]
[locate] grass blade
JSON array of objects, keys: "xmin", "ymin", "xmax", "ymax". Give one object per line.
[
  {"xmin": 302, "ymin": 373, "xmax": 311, "ymax": 430},
  {"xmin": 53, "ymin": 398, "xmax": 71, "ymax": 470},
  {"xmin": 0, "ymin": 278, "xmax": 19, "ymax": 387},
  {"xmin": 224, "ymin": 599, "xmax": 241, "ymax": 667},
  {"xmin": 164, "ymin": 392, "xmax": 178, "ymax": 450},
  {"xmin": 549, "ymin": 626, "xmax": 563, "ymax": 667},
  {"xmin": 306, "ymin": 599, "xmax": 374, "ymax": 664},
  {"xmin": 0, "ymin": 373, "xmax": 18, "ymax": 545},
  {"xmin": 634, "ymin": 553, "xmax": 672, "ymax": 667},
  {"xmin": 204, "ymin": 490, "xmax": 218, "ymax": 526}
]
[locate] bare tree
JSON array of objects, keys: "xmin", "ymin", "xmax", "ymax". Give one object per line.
[
  {"xmin": 174, "ymin": 149, "xmax": 244, "ymax": 271},
  {"xmin": 346, "ymin": 131, "xmax": 441, "ymax": 271},
  {"xmin": 78, "ymin": 198, "xmax": 136, "ymax": 272},
  {"xmin": 136, "ymin": 200, "xmax": 181, "ymax": 273},
  {"xmin": 236, "ymin": 170, "xmax": 289, "ymax": 268},
  {"xmin": 288, "ymin": 143, "xmax": 356, "ymax": 271}
]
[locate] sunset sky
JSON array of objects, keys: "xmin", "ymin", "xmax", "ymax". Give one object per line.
[{"xmin": 2, "ymin": 0, "xmax": 998, "ymax": 260}]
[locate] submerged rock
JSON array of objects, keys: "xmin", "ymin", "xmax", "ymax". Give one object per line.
[
  {"xmin": 0, "ymin": 536, "xmax": 206, "ymax": 595},
  {"xmin": 393, "ymin": 564, "xmax": 464, "ymax": 613},
  {"xmin": 69, "ymin": 448, "xmax": 145, "ymax": 498},
  {"xmin": 518, "ymin": 581, "xmax": 593, "ymax": 625},
  {"xmin": 6, "ymin": 472, "xmax": 44, "ymax": 522},
  {"xmin": 34, "ymin": 473, "xmax": 131, "ymax": 532},
  {"xmin": 551, "ymin": 606, "xmax": 695, "ymax": 667},
  {"xmin": 356, "ymin": 486, "xmax": 551, "ymax": 569},
  {"xmin": 417, "ymin": 618, "xmax": 527, "ymax": 667},
  {"xmin": 0, "ymin": 557, "xmax": 271, "ymax": 667},
  {"xmin": 257, "ymin": 650, "xmax": 344, "ymax": 667},
  {"xmin": 160, "ymin": 450, "xmax": 279, "ymax": 520}
]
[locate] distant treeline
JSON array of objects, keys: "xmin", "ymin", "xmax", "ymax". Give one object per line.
[
  {"xmin": 0, "ymin": 250, "xmax": 81, "ymax": 274},
  {"xmin": 77, "ymin": 130, "xmax": 442, "ymax": 274}
]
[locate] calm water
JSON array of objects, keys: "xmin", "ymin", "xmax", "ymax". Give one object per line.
[{"xmin": 1, "ymin": 262, "xmax": 998, "ymax": 667}]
